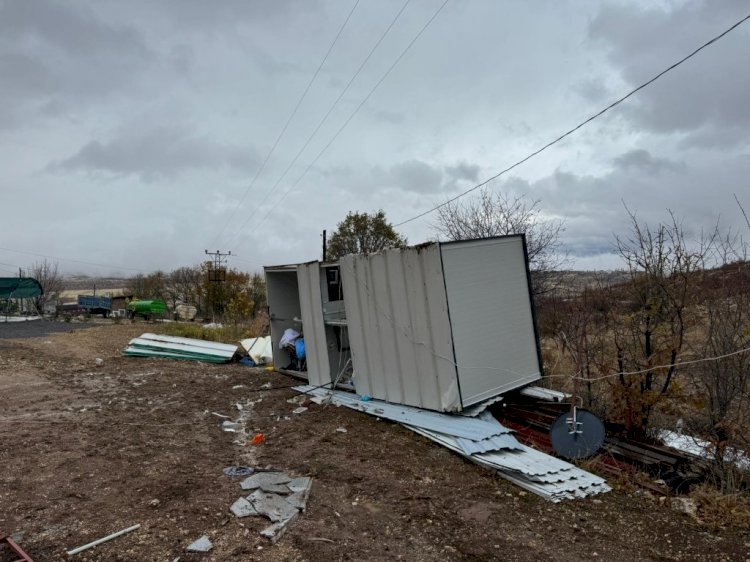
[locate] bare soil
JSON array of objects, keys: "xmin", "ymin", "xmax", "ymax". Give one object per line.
[{"xmin": 1, "ymin": 324, "xmax": 748, "ymax": 561}]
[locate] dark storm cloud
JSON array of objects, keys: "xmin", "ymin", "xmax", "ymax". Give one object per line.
[
  {"xmin": 0, "ymin": 0, "xmax": 148, "ymax": 56},
  {"xmin": 51, "ymin": 126, "xmax": 261, "ymax": 181},
  {"xmin": 445, "ymin": 162, "xmax": 480, "ymax": 183},
  {"xmin": 612, "ymin": 149, "xmax": 684, "ymax": 174},
  {"xmin": 389, "ymin": 160, "xmax": 444, "ymax": 193},
  {"xmin": 589, "ymin": 1, "xmax": 750, "ymax": 138},
  {"xmin": 0, "ymin": 0, "xmax": 154, "ymax": 129}
]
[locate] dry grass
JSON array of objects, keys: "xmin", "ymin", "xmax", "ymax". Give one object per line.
[
  {"xmin": 160, "ymin": 312, "xmax": 268, "ymax": 344},
  {"xmin": 692, "ymin": 483, "xmax": 750, "ymax": 530}
]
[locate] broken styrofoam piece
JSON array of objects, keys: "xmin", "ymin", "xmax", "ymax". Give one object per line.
[
  {"xmin": 240, "ymin": 472, "xmax": 292, "ymax": 492},
  {"xmin": 248, "ymin": 490, "xmax": 299, "ymax": 523},
  {"xmin": 186, "ymin": 535, "xmax": 213, "ymax": 552},
  {"xmin": 222, "ymin": 421, "xmax": 242, "ymax": 432},
  {"xmin": 239, "ymin": 336, "xmax": 273, "ymax": 365},
  {"xmin": 260, "ymin": 511, "xmax": 300, "ymax": 544},
  {"xmin": 292, "ymin": 407, "xmax": 308, "ymax": 414},
  {"xmin": 230, "ymin": 497, "xmax": 258, "ymax": 518}
]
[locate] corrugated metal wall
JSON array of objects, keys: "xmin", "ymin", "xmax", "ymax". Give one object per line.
[
  {"xmin": 297, "ymin": 262, "xmax": 331, "ymax": 387},
  {"xmin": 440, "ymin": 236, "xmax": 542, "ymax": 406},
  {"xmin": 340, "ymin": 245, "xmax": 461, "ymax": 411}
]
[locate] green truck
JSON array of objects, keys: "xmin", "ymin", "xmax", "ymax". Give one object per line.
[{"xmin": 126, "ymin": 299, "xmax": 167, "ymax": 320}]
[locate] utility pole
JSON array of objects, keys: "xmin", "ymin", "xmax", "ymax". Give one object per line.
[
  {"xmin": 204, "ymin": 249, "xmax": 231, "ymax": 321},
  {"xmin": 322, "ymin": 230, "xmax": 327, "ymax": 262}
]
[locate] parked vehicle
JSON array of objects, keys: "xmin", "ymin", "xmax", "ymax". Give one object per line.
[
  {"xmin": 77, "ymin": 295, "xmax": 112, "ymax": 317},
  {"xmin": 126, "ymin": 299, "xmax": 166, "ymax": 320}
]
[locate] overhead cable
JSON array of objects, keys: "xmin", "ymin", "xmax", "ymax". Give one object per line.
[
  {"xmin": 227, "ymin": 0, "xmax": 425, "ymax": 249},
  {"xmin": 210, "ymin": 0, "xmax": 362, "ymax": 248},
  {"xmin": 394, "ymin": 12, "xmax": 750, "ymax": 227},
  {"xmin": 241, "ymin": 0, "xmax": 451, "ymax": 238}
]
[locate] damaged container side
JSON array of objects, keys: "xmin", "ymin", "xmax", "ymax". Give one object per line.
[
  {"xmin": 340, "ymin": 244, "xmax": 461, "ymax": 411},
  {"xmin": 297, "ymin": 262, "xmax": 330, "ymax": 387},
  {"xmin": 440, "ymin": 236, "xmax": 542, "ymax": 406}
]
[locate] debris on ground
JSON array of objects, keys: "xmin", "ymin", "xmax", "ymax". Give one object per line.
[
  {"xmin": 223, "ymin": 466, "xmax": 254, "ymax": 477},
  {"xmin": 229, "ymin": 470, "xmax": 313, "ymax": 543},
  {"xmin": 221, "ymin": 420, "xmax": 242, "ymax": 432},
  {"xmin": 0, "ymin": 528, "xmax": 34, "ymax": 562},
  {"xmin": 239, "ymin": 336, "xmax": 273, "ymax": 366},
  {"xmin": 186, "ymin": 535, "xmax": 213, "ymax": 552},
  {"xmin": 671, "ymin": 497, "xmax": 699, "ymax": 518},
  {"xmin": 296, "ymin": 386, "xmax": 610, "ymax": 502},
  {"xmin": 123, "ymin": 333, "xmax": 238, "ymax": 363},
  {"xmin": 249, "ymin": 433, "xmax": 265, "ymax": 445},
  {"xmin": 66, "ymin": 524, "xmax": 141, "ymax": 556}
]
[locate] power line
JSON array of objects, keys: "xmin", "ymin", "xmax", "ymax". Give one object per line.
[
  {"xmin": 209, "ymin": 0, "xmax": 362, "ymax": 249},
  {"xmin": 546, "ymin": 345, "xmax": 750, "ymax": 384},
  {"xmin": 394, "ymin": 12, "xmax": 750, "ymax": 227},
  {"xmin": 225, "ymin": 0, "xmax": 417, "ymax": 250},
  {"xmin": 238, "ymin": 0, "xmax": 450, "ymax": 239}
]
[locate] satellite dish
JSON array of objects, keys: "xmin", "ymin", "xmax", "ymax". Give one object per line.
[{"xmin": 549, "ymin": 408, "xmax": 605, "ymax": 460}]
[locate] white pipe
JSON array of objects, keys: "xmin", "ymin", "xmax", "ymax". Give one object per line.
[{"xmin": 66, "ymin": 524, "xmax": 141, "ymax": 555}]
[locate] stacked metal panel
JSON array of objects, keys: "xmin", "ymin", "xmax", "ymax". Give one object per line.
[
  {"xmin": 295, "ymin": 386, "xmax": 611, "ymax": 502},
  {"xmin": 123, "ymin": 333, "xmax": 238, "ymax": 363}
]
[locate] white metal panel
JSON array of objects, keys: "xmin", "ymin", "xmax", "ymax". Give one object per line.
[
  {"xmin": 340, "ymin": 245, "xmax": 460, "ymax": 411},
  {"xmin": 297, "ymin": 262, "xmax": 331, "ymax": 387},
  {"xmin": 440, "ymin": 236, "xmax": 542, "ymax": 406},
  {"xmin": 264, "ymin": 268, "xmax": 303, "ymax": 372}
]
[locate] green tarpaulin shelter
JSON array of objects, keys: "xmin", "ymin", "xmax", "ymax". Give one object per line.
[{"xmin": 0, "ymin": 278, "xmax": 43, "ymax": 299}]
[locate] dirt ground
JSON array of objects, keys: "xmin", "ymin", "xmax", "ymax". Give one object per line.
[{"xmin": 1, "ymin": 323, "xmax": 748, "ymax": 561}]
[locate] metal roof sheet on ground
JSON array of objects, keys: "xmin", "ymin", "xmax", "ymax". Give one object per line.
[
  {"xmin": 294, "ymin": 385, "xmax": 509, "ymax": 440},
  {"xmin": 407, "ymin": 425, "xmax": 610, "ymax": 501},
  {"xmin": 123, "ymin": 333, "xmax": 238, "ymax": 363},
  {"xmin": 296, "ymin": 386, "xmax": 611, "ymax": 501}
]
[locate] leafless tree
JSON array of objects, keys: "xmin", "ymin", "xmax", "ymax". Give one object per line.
[
  {"xmin": 434, "ymin": 189, "xmax": 565, "ymax": 294},
  {"xmin": 29, "ymin": 259, "xmax": 64, "ymax": 313},
  {"xmin": 684, "ymin": 218, "xmax": 750, "ymax": 491},
  {"xmin": 612, "ymin": 208, "xmax": 709, "ymax": 437}
]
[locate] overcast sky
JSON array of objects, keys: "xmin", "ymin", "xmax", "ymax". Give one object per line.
[{"xmin": 1, "ymin": 0, "xmax": 748, "ymax": 277}]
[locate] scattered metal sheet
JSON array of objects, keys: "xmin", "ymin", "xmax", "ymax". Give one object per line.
[
  {"xmin": 186, "ymin": 535, "xmax": 212, "ymax": 553},
  {"xmin": 260, "ymin": 511, "xmax": 300, "ymax": 544},
  {"xmin": 123, "ymin": 333, "xmax": 238, "ymax": 363},
  {"xmin": 248, "ymin": 490, "xmax": 299, "ymax": 523},
  {"xmin": 294, "ymin": 386, "xmax": 509, "ymax": 440},
  {"xmin": 287, "ymin": 477, "xmax": 312, "ymax": 494},
  {"xmin": 230, "ymin": 497, "xmax": 257, "ymax": 518},
  {"xmin": 240, "ymin": 472, "xmax": 292, "ymax": 492},
  {"xmin": 460, "ymin": 395, "xmax": 504, "ymax": 417},
  {"xmin": 297, "ymin": 387, "xmax": 610, "ymax": 502}
]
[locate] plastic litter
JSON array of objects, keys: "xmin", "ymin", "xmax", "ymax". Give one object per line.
[
  {"xmin": 250, "ymin": 433, "xmax": 265, "ymax": 446},
  {"xmin": 223, "ymin": 466, "xmax": 255, "ymax": 477}
]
